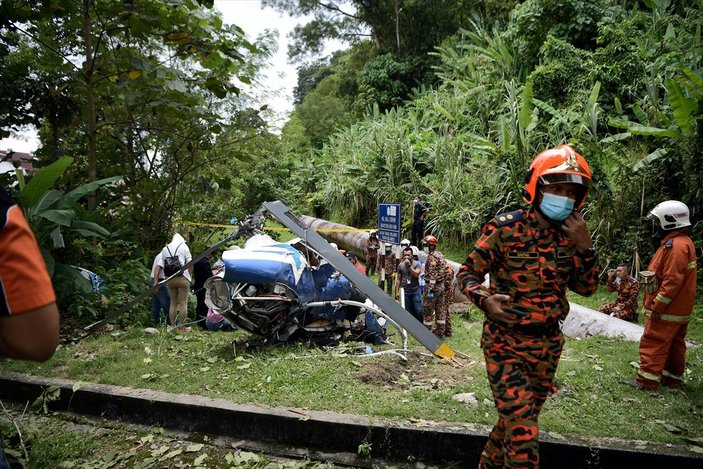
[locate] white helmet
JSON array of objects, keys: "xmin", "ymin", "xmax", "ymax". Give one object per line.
[
  {"xmin": 400, "ymin": 239, "xmax": 411, "ymax": 247},
  {"xmin": 648, "ymin": 200, "xmax": 691, "ymax": 230}
]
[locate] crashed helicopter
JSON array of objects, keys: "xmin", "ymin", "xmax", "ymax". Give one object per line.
[
  {"xmin": 204, "ymin": 232, "xmax": 390, "ymax": 346},
  {"xmin": 85, "ymin": 201, "xmax": 454, "ymax": 359}
]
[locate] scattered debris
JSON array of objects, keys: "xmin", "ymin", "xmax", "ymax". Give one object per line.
[{"xmin": 452, "ymin": 393, "xmax": 478, "ymax": 406}]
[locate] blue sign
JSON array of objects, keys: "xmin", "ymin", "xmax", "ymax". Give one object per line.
[{"xmin": 378, "ymin": 203, "xmax": 401, "ymax": 245}]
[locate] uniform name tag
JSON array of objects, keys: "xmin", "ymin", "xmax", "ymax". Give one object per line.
[
  {"xmin": 557, "ymin": 248, "xmax": 574, "ymax": 258},
  {"xmin": 507, "ymin": 251, "xmax": 538, "ymax": 259}
]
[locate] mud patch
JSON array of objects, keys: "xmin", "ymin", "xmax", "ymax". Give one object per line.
[
  {"xmin": 352, "ymin": 359, "xmax": 406, "ymax": 387},
  {"xmin": 352, "ymin": 356, "xmax": 472, "ymax": 391}
]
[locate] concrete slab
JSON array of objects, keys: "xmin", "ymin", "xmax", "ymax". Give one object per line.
[{"xmin": 0, "ymin": 372, "xmax": 700, "ymax": 468}]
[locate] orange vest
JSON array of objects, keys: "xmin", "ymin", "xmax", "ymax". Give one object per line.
[{"xmin": 643, "ymin": 230, "xmax": 697, "ymax": 321}]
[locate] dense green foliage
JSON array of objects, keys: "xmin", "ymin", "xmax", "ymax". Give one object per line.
[{"xmin": 283, "ymin": 0, "xmax": 703, "ymax": 273}]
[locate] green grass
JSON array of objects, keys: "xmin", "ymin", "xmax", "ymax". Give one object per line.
[
  {"xmin": 3, "ymin": 289, "xmax": 702, "ymax": 449},
  {"xmin": 8, "ymin": 412, "xmax": 317, "ymax": 468}
]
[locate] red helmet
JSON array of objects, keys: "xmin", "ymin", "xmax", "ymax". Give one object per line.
[
  {"xmin": 422, "ymin": 235, "xmax": 438, "ymax": 246},
  {"xmin": 523, "ymin": 145, "xmax": 592, "ymax": 209}
]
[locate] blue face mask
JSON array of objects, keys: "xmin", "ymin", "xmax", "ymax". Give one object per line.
[{"xmin": 539, "ymin": 192, "xmax": 575, "ymax": 221}]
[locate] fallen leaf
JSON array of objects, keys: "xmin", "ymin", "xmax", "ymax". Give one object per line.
[
  {"xmin": 185, "ymin": 443, "xmax": 204, "ymax": 452},
  {"xmin": 593, "ymin": 365, "xmax": 603, "ymax": 371},
  {"xmin": 237, "ymin": 363, "xmax": 251, "ymax": 370},
  {"xmin": 159, "ymin": 449, "xmax": 183, "ymax": 461},
  {"xmin": 194, "ymin": 453, "xmax": 208, "ymax": 465},
  {"xmin": 141, "ymin": 374, "xmax": 153, "ymax": 380},
  {"xmin": 151, "ymin": 445, "xmax": 169, "ymax": 457},
  {"xmin": 685, "ymin": 436, "xmax": 703, "ymax": 447},
  {"xmin": 351, "ymin": 360, "xmax": 363, "ymax": 367},
  {"xmin": 566, "ymin": 371, "xmax": 576, "ymax": 376},
  {"xmin": 207, "ymin": 357, "xmax": 218, "ymax": 364},
  {"xmin": 143, "ymin": 357, "xmax": 152, "ymax": 364},
  {"xmin": 199, "ymin": 366, "xmax": 210, "ymax": 372},
  {"xmin": 658, "ymin": 422, "xmax": 682, "ymax": 434},
  {"xmin": 629, "ymin": 361, "xmax": 639, "ymax": 369},
  {"xmin": 688, "ymin": 446, "xmax": 703, "ymax": 454},
  {"xmin": 145, "ymin": 347, "xmax": 152, "ymax": 355}
]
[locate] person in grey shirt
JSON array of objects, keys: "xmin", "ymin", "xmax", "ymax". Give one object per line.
[{"xmin": 395, "ymin": 247, "xmax": 423, "ymax": 322}]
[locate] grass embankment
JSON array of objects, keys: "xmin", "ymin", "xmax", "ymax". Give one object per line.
[{"xmin": 2, "ymin": 288, "xmax": 702, "ymax": 452}]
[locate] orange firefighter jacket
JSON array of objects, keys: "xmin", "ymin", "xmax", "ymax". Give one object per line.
[{"xmin": 643, "ymin": 230, "xmax": 697, "ymax": 322}]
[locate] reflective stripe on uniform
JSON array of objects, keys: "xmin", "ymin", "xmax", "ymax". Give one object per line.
[
  {"xmin": 436, "ymin": 320, "xmax": 446, "ymax": 325},
  {"xmin": 662, "ymin": 370, "xmax": 684, "ymax": 381},
  {"xmin": 689, "ymin": 261, "xmax": 697, "ymax": 269},
  {"xmin": 638, "ymin": 370, "xmax": 661, "ymax": 382},
  {"xmin": 643, "ymin": 309, "xmax": 691, "ymax": 323},
  {"xmin": 423, "ymin": 321, "xmax": 433, "ymax": 326},
  {"xmin": 655, "ymin": 293, "xmax": 672, "ymax": 304}
]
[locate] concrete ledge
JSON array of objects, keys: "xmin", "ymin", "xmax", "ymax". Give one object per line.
[{"xmin": 0, "ymin": 372, "xmax": 700, "ymax": 467}]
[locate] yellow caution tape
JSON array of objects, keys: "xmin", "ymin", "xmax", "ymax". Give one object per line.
[{"xmin": 181, "ymin": 221, "xmax": 374, "ymax": 233}]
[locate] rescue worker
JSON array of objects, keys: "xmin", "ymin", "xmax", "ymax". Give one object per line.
[
  {"xmin": 366, "ymin": 231, "xmax": 380, "ymax": 277},
  {"xmin": 441, "ymin": 265, "xmax": 455, "ymax": 337},
  {"xmin": 598, "ymin": 262, "xmax": 640, "ymax": 321},
  {"xmin": 378, "ymin": 240, "xmax": 406, "ymax": 296},
  {"xmin": 629, "ymin": 200, "xmax": 697, "ymax": 390},
  {"xmin": 457, "ymin": 145, "xmax": 599, "ymax": 468},
  {"xmin": 422, "ymin": 235, "xmax": 449, "ymax": 338}
]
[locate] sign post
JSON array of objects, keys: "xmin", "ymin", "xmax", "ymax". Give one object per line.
[{"xmin": 377, "ymin": 203, "xmax": 401, "ymax": 245}]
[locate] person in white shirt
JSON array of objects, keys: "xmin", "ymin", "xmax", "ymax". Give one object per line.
[{"xmin": 156, "ymin": 233, "xmax": 193, "ymax": 330}]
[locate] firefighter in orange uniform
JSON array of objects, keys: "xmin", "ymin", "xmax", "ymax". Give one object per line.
[
  {"xmin": 632, "ymin": 200, "xmax": 697, "ymax": 390},
  {"xmin": 457, "ymin": 145, "xmax": 599, "ymax": 468}
]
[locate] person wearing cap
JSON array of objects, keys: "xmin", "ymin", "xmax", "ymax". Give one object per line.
[
  {"xmin": 345, "ymin": 251, "xmax": 366, "ymax": 275},
  {"xmin": 395, "ymin": 246, "xmax": 423, "ymax": 322},
  {"xmin": 457, "ymin": 145, "xmax": 599, "ymax": 468},
  {"xmin": 626, "ymin": 200, "xmax": 697, "ymax": 391},
  {"xmin": 598, "ymin": 262, "xmax": 639, "ymax": 321},
  {"xmin": 366, "ymin": 231, "xmax": 380, "ymax": 277}
]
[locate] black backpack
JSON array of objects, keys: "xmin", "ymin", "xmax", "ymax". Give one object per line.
[{"xmin": 163, "ymin": 243, "xmax": 183, "ymax": 277}]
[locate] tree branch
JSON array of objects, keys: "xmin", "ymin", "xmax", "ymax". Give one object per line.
[{"xmin": 315, "ymin": 1, "xmax": 362, "ymax": 21}]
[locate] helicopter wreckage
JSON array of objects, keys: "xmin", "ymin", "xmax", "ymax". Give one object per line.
[{"xmin": 86, "ymin": 201, "xmax": 454, "ymax": 359}]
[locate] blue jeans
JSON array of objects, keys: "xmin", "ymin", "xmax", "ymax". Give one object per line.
[
  {"xmin": 404, "ymin": 288, "xmax": 423, "ymax": 322},
  {"xmin": 150, "ymin": 279, "xmax": 170, "ymax": 325}
]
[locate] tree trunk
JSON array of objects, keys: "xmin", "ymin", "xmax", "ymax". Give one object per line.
[{"xmin": 83, "ymin": 0, "xmax": 97, "ymax": 211}]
